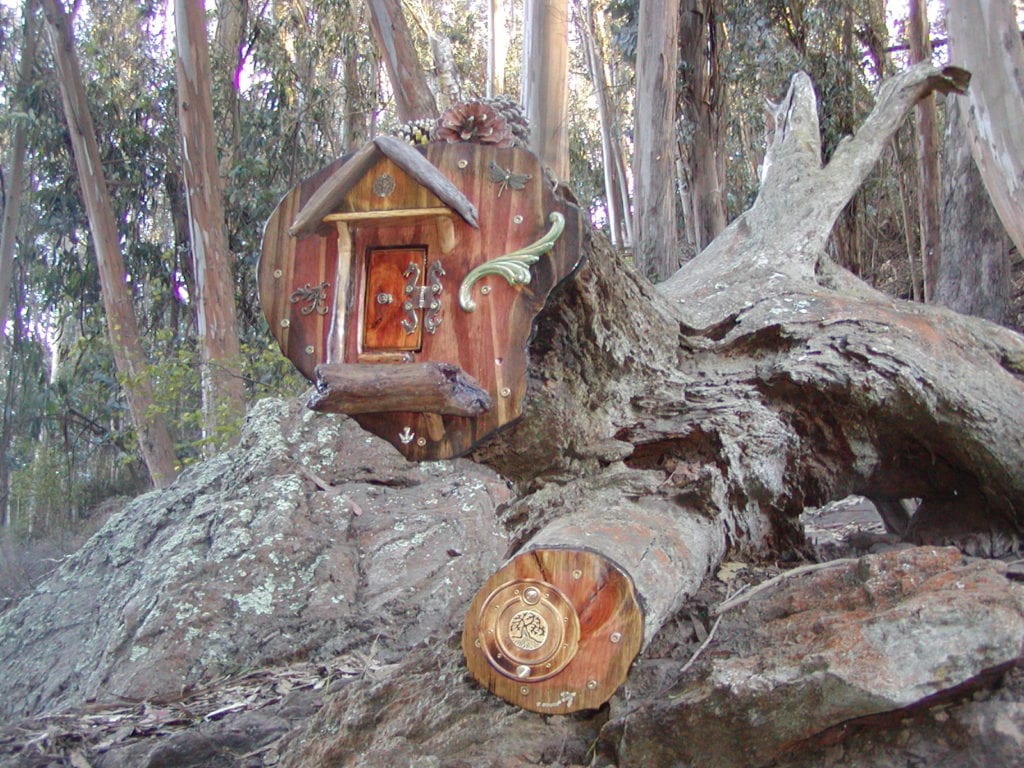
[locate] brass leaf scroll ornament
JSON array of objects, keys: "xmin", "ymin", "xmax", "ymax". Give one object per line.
[
  {"xmin": 459, "ymin": 212, "xmax": 566, "ymax": 312},
  {"xmin": 290, "ymin": 282, "xmax": 330, "ymax": 315}
]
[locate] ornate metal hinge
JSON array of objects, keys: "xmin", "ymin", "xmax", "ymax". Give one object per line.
[
  {"xmin": 401, "ymin": 260, "xmax": 445, "ymax": 335},
  {"xmin": 290, "ymin": 281, "xmax": 331, "ymax": 315},
  {"xmin": 459, "ymin": 212, "xmax": 565, "ymax": 312}
]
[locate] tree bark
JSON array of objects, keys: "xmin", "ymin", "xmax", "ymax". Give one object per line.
[
  {"xmin": 946, "ymin": 0, "xmax": 1024, "ymax": 259},
  {"xmin": 581, "ymin": 0, "xmax": 628, "ymax": 248},
  {"xmin": 677, "ymin": 0, "xmax": 726, "ymax": 253},
  {"xmin": 486, "ymin": 0, "xmax": 509, "ymax": 98},
  {"xmin": 175, "ymin": 0, "xmax": 247, "ymax": 452},
  {"xmin": 0, "ymin": 0, "xmax": 40, "ymax": 337},
  {"xmin": 521, "ymin": 0, "xmax": 570, "ymax": 181},
  {"xmin": 366, "ymin": 0, "xmax": 438, "ymax": 122},
  {"xmin": 632, "ymin": 0, "xmax": 680, "ymax": 280},
  {"xmin": 40, "ymin": 0, "xmax": 180, "ymax": 489},
  {"xmin": 935, "ymin": 96, "xmax": 1014, "ymax": 327},
  {"xmin": 908, "ymin": 0, "xmax": 941, "ymax": 301}
]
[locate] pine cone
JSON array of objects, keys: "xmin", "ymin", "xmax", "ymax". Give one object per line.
[
  {"xmin": 435, "ymin": 101, "xmax": 516, "ymax": 148},
  {"xmin": 392, "ymin": 118, "xmax": 435, "ymax": 146},
  {"xmin": 480, "ymin": 95, "xmax": 530, "ymax": 147}
]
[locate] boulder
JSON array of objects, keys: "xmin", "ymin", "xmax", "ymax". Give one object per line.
[
  {"xmin": 0, "ymin": 398, "xmax": 511, "ymax": 719},
  {"xmin": 610, "ymin": 547, "xmax": 1024, "ymax": 768}
]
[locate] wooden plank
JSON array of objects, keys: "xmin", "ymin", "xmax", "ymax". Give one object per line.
[{"xmin": 309, "ymin": 362, "xmax": 493, "ymax": 417}]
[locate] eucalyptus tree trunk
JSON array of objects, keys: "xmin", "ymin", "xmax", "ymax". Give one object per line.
[
  {"xmin": 936, "ymin": 97, "xmax": 1014, "ymax": 327},
  {"xmin": 522, "ymin": 0, "xmax": 570, "ymax": 180},
  {"xmin": 175, "ymin": 0, "xmax": 247, "ymax": 452},
  {"xmin": 366, "ymin": 0, "xmax": 438, "ymax": 122},
  {"xmin": 946, "ymin": 0, "xmax": 1024, "ymax": 259},
  {"xmin": 581, "ymin": 0, "xmax": 627, "ymax": 247},
  {"xmin": 677, "ymin": 0, "xmax": 726, "ymax": 252},
  {"xmin": 0, "ymin": 0, "xmax": 39, "ymax": 337},
  {"xmin": 40, "ymin": 0, "xmax": 180, "ymax": 488},
  {"xmin": 632, "ymin": 0, "xmax": 679, "ymax": 280},
  {"xmin": 486, "ymin": 0, "xmax": 509, "ymax": 98},
  {"xmin": 908, "ymin": 0, "xmax": 941, "ymax": 301}
]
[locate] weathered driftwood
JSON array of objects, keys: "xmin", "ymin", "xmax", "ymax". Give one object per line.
[
  {"xmin": 309, "ymin": 362, "xmax": 492, "ymax": 417},
  {"xmin": 466, "ymin": 63, "xmax": 1024, "ymax": 711}
]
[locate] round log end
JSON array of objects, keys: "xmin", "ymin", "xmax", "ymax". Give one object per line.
[{"xmin": 462, "ymin": 548, "xmax": 643, "ymax": 714}]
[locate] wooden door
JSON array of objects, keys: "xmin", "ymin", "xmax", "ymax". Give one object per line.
[{"xmin": 362, "ymin": 246, "xmax": 427, "ymax": 351}]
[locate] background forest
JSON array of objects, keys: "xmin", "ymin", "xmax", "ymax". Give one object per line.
[{"xmin": 0, "ymin": 0, "xmax": 1019, "ymax": 576}]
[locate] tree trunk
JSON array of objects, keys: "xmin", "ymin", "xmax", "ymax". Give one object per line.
[
  {"xmin": 935, "ymin": 96, "xmax": 1014, "ymax": 327},
  {"xmin": 40, "ymin": 0, "xmax": 180, "ymax": 489},
  {"xmin": 521, "ymin": 0, "xmax": 570, "ymax": 181},
  {"xmin": 486, "ymin": 0, "xmax": 509, "ymax": 98},
  {"xmin": 366, "ymin": 0, "xmax": 438, "ymax": 122},
  {"xmin": 478, "ymin": 65, "xmax": 1023, "ymax": 676},
  {"xmin": 174, "ymin": 0, "xmax": 247, "ymax": 452},
  {"xmin": 632, "ymin": 0, "xmax": 679, "ymax": 280},
  {"xmin": 581, "ymin": 0, "xmax": 626, "ymax": 247},
  {"xmin": 677, "ymin": 0, "xmax": 726, "ymax": 252},
  {"xmin": 946, "ymin": 0, "xmax": 1024, "ymax": 259},
  {"xmin": 908, "ymin": 0, "xmax": 941, "ymax": 301},
  {"xmin": 0, "ymin": 0, "xmax": 40, "ymax": 337}
]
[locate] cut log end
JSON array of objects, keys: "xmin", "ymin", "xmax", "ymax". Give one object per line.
[{"xmin": 462, "ymin": 548, "xmax": 643, "ymax": 714}]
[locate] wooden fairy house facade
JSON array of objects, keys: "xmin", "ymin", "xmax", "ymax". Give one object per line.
[{"xmin": 259, "ymin": 127, "xmax": 584, "ymax": 461}]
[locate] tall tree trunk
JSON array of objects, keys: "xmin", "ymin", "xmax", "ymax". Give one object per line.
[
  {"xmin": 946, "ymin": 0, "xmax": 1024, "ymax": 259},
  {"xmin": 935, "ymin": 97, "xmax": 1014, "ymax": 327},
  {"xmin": 677, "ymin": 0, "xmax": 726, "ymax": 252},
  {"xmin": 0, "ymin": 0, "xmax": 39, "ymax": 337},
  {"xmin": 487, "ymin": 0, "xmax": 509, "ymax": 98},
  {"xmin": 633, "ymin": 0, "xmax": 680, "ymax": 280},
  {"xmin": 908, "ymin": 0, "xmax": 941, "ymax": 301},
  {"xmin": 40, "ymin": 0, "xmax": 180, "ymax": 488},
  {"xmin": 212, "ymin": 0, "xmax": 247, "ymax": 174},
  {"xmin": 522, "ymin": 0, "xmax": 570, "ymax": 180},
  {"xmin": 366, "ymin": 0, "xmax": 438, "ymax": 122},
  {"xmin": 581, "ymin": 0, "xmax": 626, "ymax": 247},
  {"xmin": 175, "ymin": 0, "xmax": 247, "ymax": 452}
]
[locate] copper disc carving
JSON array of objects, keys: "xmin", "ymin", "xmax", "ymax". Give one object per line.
[{"xmin": 477, "ymin": 579, "xmax": 579, "ymax": 682}]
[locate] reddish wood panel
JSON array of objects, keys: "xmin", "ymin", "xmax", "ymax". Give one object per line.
[{"xmin": 462, "ymin": 548, "xmax": 644, "ymax": 714}]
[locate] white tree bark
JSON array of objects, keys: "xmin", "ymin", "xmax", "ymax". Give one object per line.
[{"xmin": 946, "ymin": 0, "xmax": 1024, "ymax": 258}]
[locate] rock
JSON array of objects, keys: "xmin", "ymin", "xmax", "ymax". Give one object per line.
[
  {"xmin": 610, "ymin": 547, "xmax": 1024, "ymax": 768},
  {"xmin": 0, "ymin": 398, "xmax": 511, "ymax": 719}
]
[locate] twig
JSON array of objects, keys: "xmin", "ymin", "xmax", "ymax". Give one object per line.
[
  {"xmin": 711, "ymin": 558, "xmax": 859, "ymax": 617},
  {"xmin": 678, "ymin": 614, "xmax": 722, "ymax": 676}
]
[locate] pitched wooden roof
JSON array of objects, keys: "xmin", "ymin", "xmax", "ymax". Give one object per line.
[{"xmin": 288, "ymin": 136, "xmax": 479, "ymax": 237}]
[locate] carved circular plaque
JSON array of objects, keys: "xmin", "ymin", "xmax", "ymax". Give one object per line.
[
  {"xmin": 372, "ymin": 173, "xmax": 396, "ymax": 197},
  {"xmin": 477, "ymin": 579, "xmax": 580, "ymax": 683}
]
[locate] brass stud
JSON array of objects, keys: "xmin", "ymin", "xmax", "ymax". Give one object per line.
[
  {"xmin": 586, "ymin": 680, "xmax": 598, "ymax": 691},
  {"xmin": 273, "ymin": 268, "xmax": 283, "ymax": 279},
  {"xmin": 610, "ymin": 632, "xmax": 622, "ymax": 644},
  {"xmin": 480, "ymin": 285, "xmax": 491, "ymax": 295},
  {"xmin": 513, "ymin": 214, "xmax": 524, "ymax": 224},
  {"xmin": 458, "ymin": 159, "xmax": 469, "ymax": 169},
  {"xmin": 572, "ymin": 569, "xmax": 582, "ymax": 580},
  {"xmin": 500, "ymin": 387, "xmax": 512, "ymax": 398},
  {"xmin": 305, "ymin": 345, "xmax": 315, "ymax": 354},
  {"xmin": 520, "ymin": 686, "xmax": 529, "ymax": 696},
  {"xmin": 416, "ymin": 437, "xmax": 427, "ymax": 447},
  {"xmin": 280, "ymin": 319, "xmax": 290, "ymax": 328}
]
